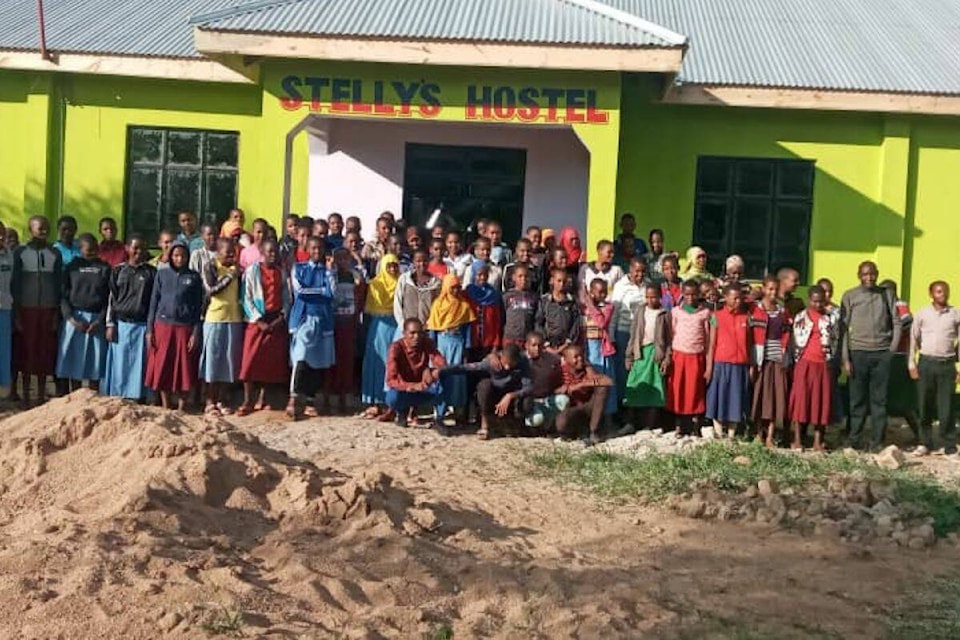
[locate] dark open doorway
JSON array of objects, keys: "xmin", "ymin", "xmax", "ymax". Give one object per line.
[{"xmin": 402, "ymin": 142, "xmax": 526, "ymax": 243}]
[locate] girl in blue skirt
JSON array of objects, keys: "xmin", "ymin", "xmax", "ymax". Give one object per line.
[
  {"xmin": 426, "ymin": 273, "xmax": 475, "ymax": 427},
  {"xmin": 56, "ymin": 234, "xmax": 111, "ymax": 389},
  {"xmin": 361, "ymin": 254, "xmax": 400, "ymax": 419},
  {"xmin": 102, "ymin": 235, "xmax": 156, "ymax": 400}
]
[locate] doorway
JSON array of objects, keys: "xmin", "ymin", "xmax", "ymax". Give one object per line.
[{"xmin": 402, "ymin": 143, "xmax": 527, "ymax": 243}]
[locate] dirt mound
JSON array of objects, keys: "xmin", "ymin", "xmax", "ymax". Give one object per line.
[{"xmin": 0, "ymin": 391, "xmax": 426, "ymax": 638}]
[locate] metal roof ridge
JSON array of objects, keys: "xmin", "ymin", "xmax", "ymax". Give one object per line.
[
  {"xmin": 556, "ymin": 0, "xmax": 687, "ymax": 46},
  {"xmin": 190, "ymin": 0, "xmax": 305, "ymax": 26}
]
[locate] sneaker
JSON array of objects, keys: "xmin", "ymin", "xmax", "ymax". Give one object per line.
[
  {"xmin": 616, "ymin": 424, "xmax": 637, "ymax": 437},
  {"xmin": 913, "ymin": 445, "xmax": 930, "ymax": 456}
]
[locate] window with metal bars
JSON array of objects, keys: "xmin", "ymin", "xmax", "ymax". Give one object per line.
[
  {"xmin": 692, "ymin": 156, "xmax": 814, "ymax": 281},
  {"xmin": 124, "ymin": 127, "xmax": 239, "ymax": 245}
]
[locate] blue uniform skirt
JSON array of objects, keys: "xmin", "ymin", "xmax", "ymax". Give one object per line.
[
  {"xmin": 0, "ymin": 309, "xmax": 10, "ymax": 387},
  {"xmin": 200, "ymin": 322, "xmax": 244, "ymax": 383},
  {"xmin": 706, "ymin": 361, "xmax": 751, "ymax": 423},
  {"xmin": 586, "ymin": 337, "xmax": 618, "ymax": 415},
  {"xmin": 361, "ymin": 314, "xmax": 397, "ymax": 405},
  {"xmin": 102, "ymin": 321, "xmax": 147, "ymax": 399},
  {"xmin": 437, "ymin": 330, "xmax": 467, "ymax": 408},
  {"xmin": 290, "ymin": 315, "xmax": 335, "ymax": 370},
  {"xmin": 56, "ymin": 310, "xmax": 107, "ymax": 381}
]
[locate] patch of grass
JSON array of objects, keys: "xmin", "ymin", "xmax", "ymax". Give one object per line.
[
  {"xmin": 885, "ymin": 574, "xmax": 960, "ymax": 639},
  {"xmin": 201, "ymin": 606, "xmax": 244, "ymax": 636},
  {"xmin": 526, "ymin": 440, "xmax": 960, "ymax": 535},
  {"xmin": 423, "ymin": 623, "xmax": 454, "ymax": 640}
]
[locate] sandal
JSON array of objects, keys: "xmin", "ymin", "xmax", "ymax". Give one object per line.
[
  {"xmin": 361, "ymin": 406, "xmax": 381, "ymax": 419},
  {"xmin": 236, "ymin": 405, "xmax": 253, "ymax": 417},
  {"xmin": 204, "ymin": 403, "xmax": 222, "ymax": 418},
  {"xmin": 376, "ymin": 409, "xmax": 396, "ymax": 423},
  {"xmin": 285, "ymin": 399, "xmax": 299, "ymax": 420},
  {"xmin": 476, "ymin": 428, "xmax": 489, "ymax": 440},
  {"xmin": 304, "ymin": 406, "xmax": 319, "ymax": 418}
]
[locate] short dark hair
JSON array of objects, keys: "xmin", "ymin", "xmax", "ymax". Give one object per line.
[
  {"xmin": 501, "ymin": 343, "xmax": 522, "ymax": 363},
  {"xmin": 98, "ymin": 216, "xmax": 117, "ymax": 228},
  {"xmin": 57, "ymin": 215, "xmax": 77, "ymax": 228},
  {"xmin": 808, "ymin": 285, "xmax": 825, "ymax": 298},
  {"xmin": 77, "ymin": 233, "xmax": 97, "ymax": 247},
  {"xmin": 929, "ymin": 280, "xmax": 949, "ymax": 293}
]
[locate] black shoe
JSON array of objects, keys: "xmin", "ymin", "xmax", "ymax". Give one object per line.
[{"xmin": 945, "ymin": 446, "xmax": 958, "ymax": 456}]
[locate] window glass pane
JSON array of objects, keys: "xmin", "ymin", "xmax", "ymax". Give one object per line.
[
  {"xmin": 163, "ymin": 169, "xmax": 201, "ymax": 231},
  {"xmin": 778, "ymin": 162, "xmax": 814, "ymax": 198},
  {"xmin": 129, "ymin": 129, "xmax": 163, "ymax": 165},
  {"xmin": 205, "ymin": 133, "xmax": 239, "ymax": 168},
  {"xmin": 167, "ymin": 131, "xmax": 201, "ymax": 166},
  {"xmin": 697, "ymin": 159, "xmax": 732, "ymax": 196},
  {"xmin": 204, "ymin": 171, "xmax": 238, "ymax": 225},
  {"xmin": 770, "ymin": 201, "xmax": 811, "ymax": 275},
  {"xmin": 736, "ymin": 162, "xmax": 773, "ymax": 196},
  {"xmin": 693, "ymin": 200, "xmax": 729, "ymax": 275},
  {"xmin": 732, "ymin": 200, "xmax": 772, "ymax": 278},
  {"xmin": 127, "ymin": 167, "xmax": 161, "ymax": 245}
]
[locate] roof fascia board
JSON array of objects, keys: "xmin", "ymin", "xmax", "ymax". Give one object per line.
[
  {"xmin": 663, "ymin": 84, "xmax": 960, "ymax": 117},
  {"xmin": 557, "ymin": 0, "xmax": 687, "ymax": 46},
  {"xmin": 193, "ymin": 29, "xmax": 684, "ymax": 73},
  {"xmin": 0, "ymin": 50, "xmax": 254, "ymax": 84}
]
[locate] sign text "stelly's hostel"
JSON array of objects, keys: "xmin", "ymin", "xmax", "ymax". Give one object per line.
[{"xmin": 279, "ymin": 76, "xmax": 610, "ymax": 124}]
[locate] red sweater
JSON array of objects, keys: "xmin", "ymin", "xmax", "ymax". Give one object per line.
[{"xmin": 386, "ymin": 338, "xmax": 447, "ymax": 391}]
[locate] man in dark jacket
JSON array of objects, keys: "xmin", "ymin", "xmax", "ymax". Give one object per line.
[{"xmin": 442, "ymin": 343, "xmax": 532, "ymax": 439}]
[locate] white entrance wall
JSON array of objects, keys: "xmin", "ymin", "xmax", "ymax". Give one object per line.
[{"xmin": 306, "ymin": 119, "xmax": 589, "ymax": 238}]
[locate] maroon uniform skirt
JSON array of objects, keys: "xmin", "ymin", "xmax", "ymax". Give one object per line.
[
  {"xmin": 239, "ymin": 321, "xmax": 290, "ymax": 384},
  {"xmin": 145, "ymin": 321, "xmax": 198, "ymax": 393},
  {"xmin": 325, "ymin": 316, "xmax": 357, "ymax": 394},
  {"xmin": 666, "ymin": 351, "xmax": 706, "ymax": 416},
  {"xmin": 17, "ymin": 307, "xmax": 59, "ymax": 375},
  {"xmin": 789, "ymin": 359, "xmax": 832, "ymax": 426},
  {"xmin": 751, "ymin": 360, "xmax": 790, "ymax": 425}
]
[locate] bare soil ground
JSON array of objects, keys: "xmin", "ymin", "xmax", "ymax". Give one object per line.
[{"xmin": 0, "ymin": 392, "xmax": 955, "ymax": 638}]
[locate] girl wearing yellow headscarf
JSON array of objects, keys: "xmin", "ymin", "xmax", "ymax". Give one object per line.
[
  {"xmin": 681, "ymin": 246, "xmax": 715, "ymax": 283},
  {"xmin": 361, "ymin": 254, "xmax": 401, "ymax": 418},
  {"xmin": 427, "ymin": 274, "xmax": 476, "ymax": 423}
]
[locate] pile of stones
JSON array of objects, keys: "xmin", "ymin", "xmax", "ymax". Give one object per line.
[{"xmin": 669, "ymin": 471, "xmax": 943, "ymax": 549}]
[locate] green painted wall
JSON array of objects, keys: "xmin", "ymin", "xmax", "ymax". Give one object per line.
[
  {"xmin": 2, "ymin": 66, "xmax": 958, "ymax": 305},
  {"xmin": 616, "ymin": 76, "xmax": 960, "ymax": 304},
  {"xmin": 59, "ymin": 74, "xmax": 264, "ymax": 235},
  {"xmin": 0, "ymin": 71, "xmax": 56, "ymax": 234}
]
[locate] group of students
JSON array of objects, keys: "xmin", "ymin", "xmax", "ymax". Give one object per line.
[{"xmin": 0, "ymin": 210, "xmax": 957, "ymax": 452}]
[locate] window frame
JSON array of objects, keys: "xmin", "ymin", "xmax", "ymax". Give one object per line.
[
  {"xmin": 123, "ymin": 126, "xmax": 240, "ymax": 245},
  {"xmin": 692, "ymin": 156, "xmax": 814, "ymax": 281}
]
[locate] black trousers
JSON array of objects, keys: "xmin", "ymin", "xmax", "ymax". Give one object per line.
[
  {"xmin": 847, "ymin": 350, "xmax": 892, "ymax": 449},
  {"xmin": 917, "ymin": 356, "xmax": 958, "ymax": 450},
  {"xmin": 476, "ymin": 378, "xmax": 523, "ymax": 431}
]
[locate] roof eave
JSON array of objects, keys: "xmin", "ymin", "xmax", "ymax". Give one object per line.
[
  {"xmin": 193, "ymin": 28, "xmax": 685, "ymax": 74},
  {"xmin": 0, "ymin": 48, "xmax": 255, "ymax": 84},
  {"xmin": 663, "ymin": 83, "xmax": 960, "ymax": 117}
]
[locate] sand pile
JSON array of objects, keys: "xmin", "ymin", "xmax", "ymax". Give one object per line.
[{"xmin": 0, "ymin": 391, "xmax": 435, "ymax": 638}]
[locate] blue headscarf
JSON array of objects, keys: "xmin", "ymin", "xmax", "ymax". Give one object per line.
[{"xmin": 465, "ymin": 260, "xmax": 502, "ymax": 307}]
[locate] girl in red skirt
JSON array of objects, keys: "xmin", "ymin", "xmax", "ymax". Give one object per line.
[
  {"xmin": 789, "ymin": 285, "xmax": 839, "ymax": 451},
  {"xmin": 145, "ymin": 243, "xmax": 203, "ymax": 410},
  {"xmin": 238, "ymin": 239, "xmax": 290, "ymax": 415},
  {"xmin": 666, "ymin": 280, "xmax": 712, "ymax": 436}
]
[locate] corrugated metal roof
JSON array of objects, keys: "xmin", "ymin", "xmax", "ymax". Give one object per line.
[
  {"xmin": 0, "ymin": 0, "xmax": 239, "ymax": 58},
  {"xmin": 3, "ymin": 0, "xmax": 960, "ymax": 95},
  {"xmin": 190, "ymin": 0, "xmax": 681, "ymax": 47},
  {"xmin": 600, "ymin": 0, "xmax": 960, "ymax": 94}
]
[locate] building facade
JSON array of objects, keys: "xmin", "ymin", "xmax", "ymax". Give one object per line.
[{"xmin": 1, "ymin": 0, "xmax": 959, "ymax": 304}]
